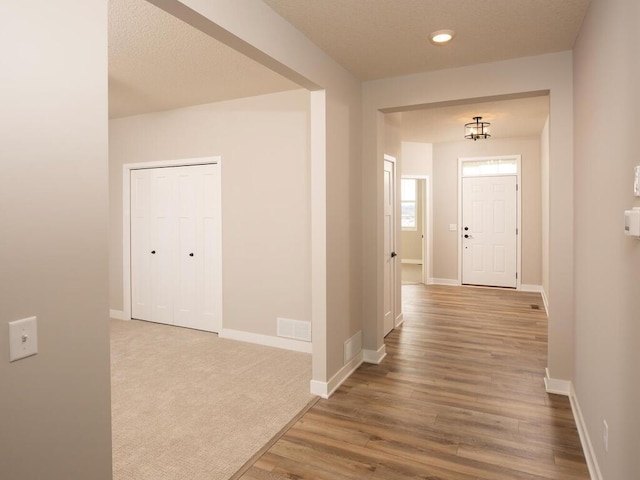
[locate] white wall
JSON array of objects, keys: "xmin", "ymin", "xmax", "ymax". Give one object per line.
[
  {"xmin": 0, "ymin": 2, "xmax": 112, "ymax": 479},
  {"xmin": 573, "ymin": 0, "xmax": 640, "ymax": 477},
  {"xmin": 431, "ymin": 136, "xmax": 542, "ymax": 285},
  {"xmin": 110, "ymin": 90, "xmax": 311, "ymax": 338},
  {"xmin": 363, "ymin": 51, "xmax": 574, "ymax": 381}
]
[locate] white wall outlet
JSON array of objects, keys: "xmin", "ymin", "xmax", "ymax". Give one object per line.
[
  {"xmin": 603, "ymin": 419, "xmax": 609, "ymax": 452},
  {"xmin": 9, "ymin": 316, "xmax": 38, "ymax": 362}
]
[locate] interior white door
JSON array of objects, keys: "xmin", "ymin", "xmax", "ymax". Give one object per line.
[
  {"xmin": 151, "ymin": 170, "xmax": 174, "ymax": 325},
  {"xmin": 383, "ymin": 158, "xmax": 396, "ymax": 335},
  {"xmin": 130, "ymin": 164, "xmax": 222, "ymax": 332},
  {"xmin": 462, "ymin": 175, "xmax": 517, "ymax": 288}
]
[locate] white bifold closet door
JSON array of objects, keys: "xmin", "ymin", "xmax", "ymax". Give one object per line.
[{"xmin": 130, "ymin": 163, "xmax": 222, "ymax": 333}]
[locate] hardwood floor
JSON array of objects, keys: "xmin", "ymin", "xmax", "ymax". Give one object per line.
[{"xmin": 239, "ymin": 285, "xmax": 589, "ymax": 480}]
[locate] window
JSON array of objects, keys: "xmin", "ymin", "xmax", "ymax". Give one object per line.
[
  {"xmin": 401, "ymin": 178, "xmax": 417, "ymax": 230},
  {"xmin": 461, "ymin": 158, "xmax": 517, "ymax": 176}
]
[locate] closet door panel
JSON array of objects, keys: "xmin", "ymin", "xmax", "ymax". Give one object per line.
[
  {"xmin": 174, "ymin": 168, "xmax": 198, "ymax": 328},
  {"xmin": 130, "ymin": 170, "xmax": 152, "ymax": 321},
  {"xmin": 199, "ymin": 166, "xmax": 222, "ymax": 332},
  {"xmin": 150, "ymin": 171, "xmax": 174, "ymax": 325}
]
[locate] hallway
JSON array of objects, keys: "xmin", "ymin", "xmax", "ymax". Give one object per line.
[{"xmin": 240, "ymin": 285, "xmax": 589, "ymax": 479}]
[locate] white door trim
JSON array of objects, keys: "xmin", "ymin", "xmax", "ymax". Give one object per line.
[
  {"xmin": 457, "ymin": 155, "xmax": 522, "ymax": 289},
  {"xmin": 401, "ymin": 175, "xmax": 432, "ymax": 285},
  {"xmin": 122, "ymin": 156, "xmax": 222, "ymax": 323},
  {"xmin": 383, "ymin": 154, "xmax": 399, "ymax": 335}
]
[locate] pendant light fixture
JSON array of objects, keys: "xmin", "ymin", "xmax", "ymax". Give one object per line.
[{"xmin": 465, "ymin": 116, "xmax": 491, "ymax": 141}]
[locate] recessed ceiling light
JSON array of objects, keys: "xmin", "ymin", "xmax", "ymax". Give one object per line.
[{"xmin": 429, "ymin": 29, "xmax": 455, "ymax": 46}]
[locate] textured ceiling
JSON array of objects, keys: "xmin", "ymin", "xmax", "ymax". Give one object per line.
[
  {"xmin": 109, "ymin": 0, "xmax": 587, "ymax": 120},
  {"xmin": 394, "ymin": 95, "xmax": 550, "ymax": 144},
  {"xmin": 262, "ymin": 0, "xmax": 590, "ymax": 80},
  {"xmin": 108, "ymin": 0, "xmax": 300, "ymax": 118}
]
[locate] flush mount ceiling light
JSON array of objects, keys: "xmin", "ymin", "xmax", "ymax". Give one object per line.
[
  {"xmin": 465, "ymin": 116, "xmax": 491, "ymax": 141},
  {"xmin": 429, "ymin": 29, "xmax": 455, "ymax": 45}
]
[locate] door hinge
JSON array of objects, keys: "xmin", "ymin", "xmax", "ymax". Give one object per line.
[
  {"xmin": 516, "ymin": 272, "xmax": 518, "ymax": 279},
  {"xmin": 516, "ymin": 228, "xmax": 519, "ymax": 235},
  {"xmin": 516, "ymin": 184, "xmax": 519, "ymax": 191}
]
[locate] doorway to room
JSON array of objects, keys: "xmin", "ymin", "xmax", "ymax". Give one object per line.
[{"xmin": 400, "ymin": 176, "xmax": 430, "ymax": 285}]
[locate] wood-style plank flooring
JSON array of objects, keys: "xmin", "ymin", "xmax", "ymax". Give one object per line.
[{"xmin": 239, "ymin": 285, "xmax": 589, "ymax": 480}]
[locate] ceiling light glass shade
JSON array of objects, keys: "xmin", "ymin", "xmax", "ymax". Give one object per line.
[
  {"xmin": 465, "ymin": 116, "xmax": 491, "ymax": 140},
  {"xmin": 429, "ymin": 29, "xmax": 455, "ymax": 45}
]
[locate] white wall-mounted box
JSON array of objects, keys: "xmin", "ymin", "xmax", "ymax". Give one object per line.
[{"xmin": 624, "ymin": 207, "xmax": 640, "ymax": 237}]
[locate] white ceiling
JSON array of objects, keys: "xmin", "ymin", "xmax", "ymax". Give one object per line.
[
  {"xmin": 395, "ymin": 94, "xmax": 550, "ymax": 144},
  {"xmin": 108, "ymin": 0, "xmax": 299, "ymax": 118},
  {"xmin": 262, "ymin": 0, "xmax": 590, "ymax": 81},
  {"xmin": 108, "ymin": 0, "xmax": 587, "ymax": 130}
]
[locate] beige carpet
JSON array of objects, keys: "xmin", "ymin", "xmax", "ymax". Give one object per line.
[{"xmin": 110, "ymin": 319, "xmax": 314, "ymax": 480}]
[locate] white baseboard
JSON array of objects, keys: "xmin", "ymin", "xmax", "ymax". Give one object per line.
[
  {"xmin": 220, "ymin": 328, "xmax": 312, "ymax": 354},
  {"xmin": 401, "ymin": 259, "xmax": 422, "ymax": 265},
  {"xmin": 395, "ymin": 312, "xmax": 404, "ymax": 328},
  {"xmin": 570, "ymin": 384, "xmax": 602, "ymax": 480},
  {"xmin": 545, "ymin": 370, "xmax": 600, "ymax": 479},
  {"xmin": 544, "ymin": 368, "xmax": 571, "ymax": 396},
  {"xmin": 428, "ymin": 278, "xmax": 460, "ymax": 286},
  {"xmin": 519, "ymin": 284, "xmax": 543, "ymax": 293},
  {"xmin": 362, "ymin": 345, "xmax": 387, "ymax": 364},
  {"xmin": 310, "ymin": 351, "xmax": 363, "ymax": 399},
  {"xmin": 109, "ymin": 309, "xmax": 126, "ymax": 320},
  {"xmin": 541, "ymin": 288, "xmax": 549, "ymax": 314}
]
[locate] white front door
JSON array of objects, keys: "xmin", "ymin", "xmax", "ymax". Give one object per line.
[
  {"xmin": 130, "ymin": 164, "xmax": 222, "ymax": 332},
  {"xmin": 462, "ymin": 175, "xmax": 517, "ymax": 288},
  {"xmin": 383, "ymin": 158, "xmax": 396, "ymax": 335}
]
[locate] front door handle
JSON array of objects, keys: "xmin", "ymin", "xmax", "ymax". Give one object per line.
[
  {"xmin": 391, "ymin": 251, "xmax": 397, "ymax": 258},
  {"xmin": 464, "ymin": 234, "xmax": 473, "ymax": 239}
]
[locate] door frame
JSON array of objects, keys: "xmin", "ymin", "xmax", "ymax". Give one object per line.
[
  {"xmin": 122, "ymin": 156, "xmax": 223, "ymax": 324},
  {"xmin": 383, "ymin": 154, "xmax": 401, "ymax": 334},
  {"xmin": 457, "ymin": 155, "xmax": 522, "ymax": 289},
  {"xmin": 400, "ymin": 175, "xmax": 432, "ymax": 285}
]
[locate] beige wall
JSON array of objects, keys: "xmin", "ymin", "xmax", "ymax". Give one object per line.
[
  {"xmin": 363, "ymin": 52, "xmax": 574, "ymax": 381},
  {"xmin": 401, "ymin": 141, "xmax": 434, "ymax": 177},
  {"xmin": 0, "ymin": 2, "xmax": 112, "ymax": 479},
  {"xmin": 431, "ymin": 136, "xmax": 542, "ymax": 285},
  {"xmin": 110, "ymin": 90, "xmax": 311, "ymax": 337},
  {"xmin": 573, "ymin": 0, "xmax": 640, "ymax": 477},
  {"xmin": 154, "ymin": 0, "xmax": 363, "ymax": 387},
  {"xmin": 540, "ymin": 117, "xmax": 550, "ymax": 299}
]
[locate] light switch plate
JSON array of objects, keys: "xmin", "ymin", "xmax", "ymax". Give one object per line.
[
  {"xmin": 9, "ymin": 316, "xmax": 38, "ymax": 362},
  {"xmin": 449, "ymin": 224, "xmax": 457, "ymax": 231}
]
